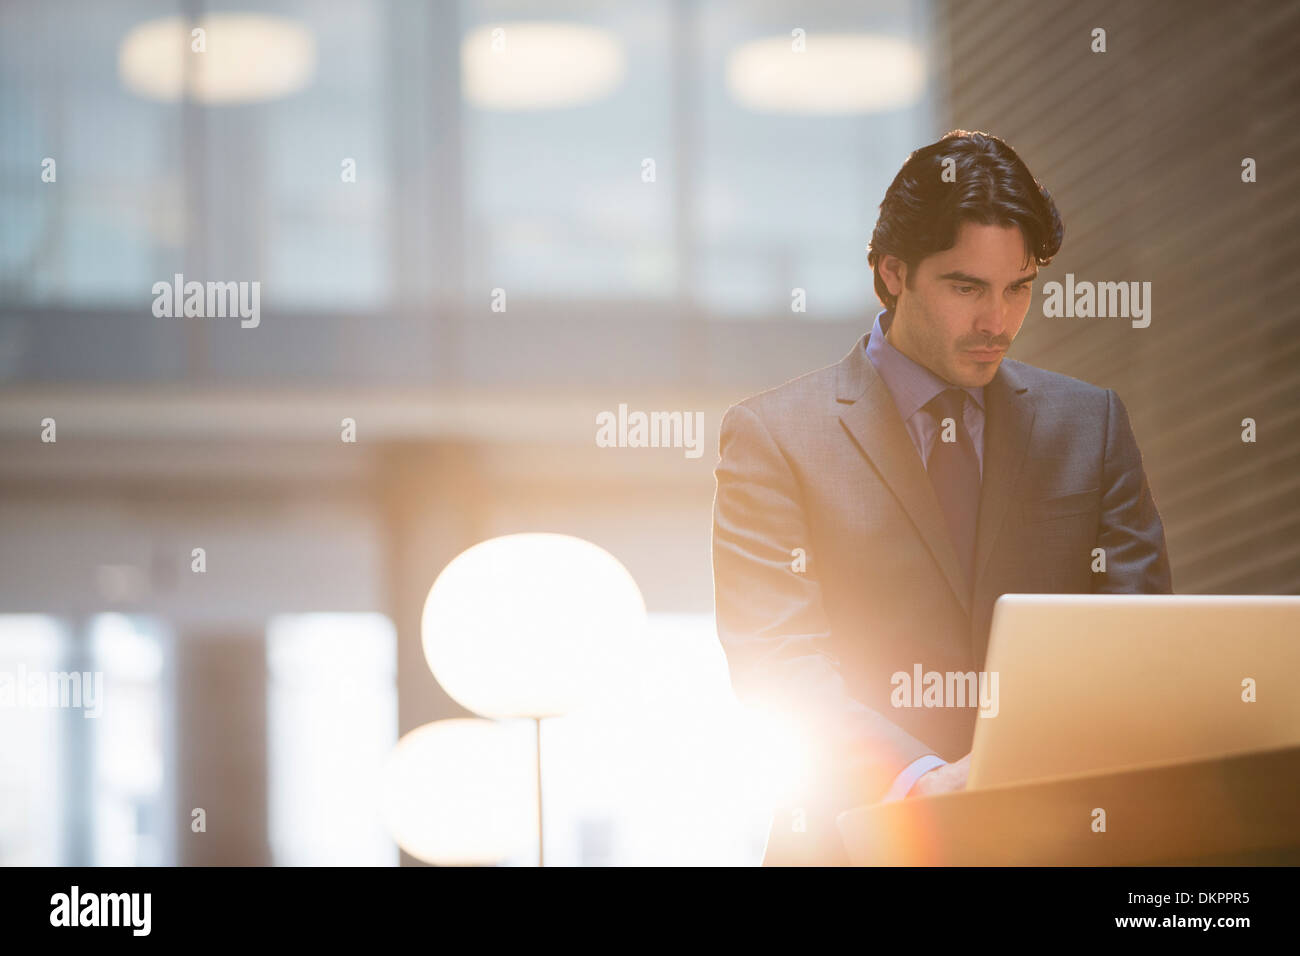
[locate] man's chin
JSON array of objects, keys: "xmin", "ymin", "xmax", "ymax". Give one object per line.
[{"xmin": 955, "ymin": 354, "xmax": 1003, "ymax": 384}]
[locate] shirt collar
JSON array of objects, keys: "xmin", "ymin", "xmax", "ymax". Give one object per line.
[{"xmin": 864, "ymin": 308, "xmax": 985, "ymax": 421}]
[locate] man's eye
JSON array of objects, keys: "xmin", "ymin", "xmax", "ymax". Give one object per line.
[
  {"xmin": 955, "ymin": 286, "xmax": 976, "ymax": 295},
  {"xmin": 1010, "ymin": 284, "xmax": 1031, "ymax": 295}
]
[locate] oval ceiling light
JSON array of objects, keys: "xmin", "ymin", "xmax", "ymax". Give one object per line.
[
  {"xmin": 461, "ymin": 21, "xmax": 625, "ymax": 110},
  {"xmin": 726, "ymin": 33, "xmax": 925, "ymax": 115},
  {"xmin": 119, "ymin": 14, "xmax": 316, "ymax": 104}
]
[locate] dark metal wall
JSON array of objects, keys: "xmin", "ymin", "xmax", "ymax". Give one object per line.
[{"xmin": 939, "ymin": 0, "xmax": 1300, "ymax": 593}]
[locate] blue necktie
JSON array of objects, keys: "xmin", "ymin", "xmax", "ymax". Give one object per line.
[{"xmin": 925, "ymin": 388, "xmax": 981, "ymax": 593}]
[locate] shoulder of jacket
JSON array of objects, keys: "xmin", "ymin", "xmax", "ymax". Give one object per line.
[{"xmin": 724, "ymin": 360, "xmax": 842, "ymax": 422}]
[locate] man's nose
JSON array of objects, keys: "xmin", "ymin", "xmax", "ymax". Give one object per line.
[{"xmin": 975, "ymin": 299, "xmax": 1010, "ymax": 342}]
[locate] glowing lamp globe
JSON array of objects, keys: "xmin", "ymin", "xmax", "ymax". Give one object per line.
[
  {"xmin": 380, "ymin": 718, "xmax": 536, "ymax": 865},
  {"xmin": 421, "ymin": 533, "xmax": 646, "ymax": 719}
]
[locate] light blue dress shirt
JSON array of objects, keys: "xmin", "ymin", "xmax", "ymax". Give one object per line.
[{"xmin": 863, "ymin": 308, "xmax": 985, "ymax": 800}]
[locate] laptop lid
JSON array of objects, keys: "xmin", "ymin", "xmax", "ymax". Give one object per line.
[{"xmin": 967, "ymin": 594, "xmax": 1300, "ymax": 789}]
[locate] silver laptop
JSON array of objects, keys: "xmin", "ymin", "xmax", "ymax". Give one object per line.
[{"xmin": 967, "ymin": 593, "xmax": 1300, "ymax": 789}]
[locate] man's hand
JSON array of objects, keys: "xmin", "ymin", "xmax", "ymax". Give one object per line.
[{"xmin": 909, "ymin": 752, "xmax": 971, "ymax": 797}]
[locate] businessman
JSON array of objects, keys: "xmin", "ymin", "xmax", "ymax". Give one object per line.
[{"xmin": 710, "ymin": 130, "xmax": 1173, "ymax": 866}]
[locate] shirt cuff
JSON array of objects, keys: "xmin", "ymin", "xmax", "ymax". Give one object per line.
[{"xmin": 879, "ymin": 754, "xmax": 948, "ymax": 803}]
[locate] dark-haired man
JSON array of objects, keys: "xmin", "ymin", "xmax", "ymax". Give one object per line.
[{"xmin": 711, "ymin": 130, "xmax": 1172, "ymax": 866}]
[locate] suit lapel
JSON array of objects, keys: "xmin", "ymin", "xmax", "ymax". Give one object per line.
[
  {"xmin": 835, "ymin": 332, "xmax": 1035, "ymax": 621},
  {"xmin": 837, "ymin": 334, "xmax": 972, "ymax": 616}
]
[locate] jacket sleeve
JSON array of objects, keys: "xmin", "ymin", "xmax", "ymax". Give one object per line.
[
  {"xmin": 1092, "ymin": 389, "xmax": 1174, "ymax": 594},
  {"xmin": 711, "ymin": 401, "xmax": 935, "ymax": 813}
]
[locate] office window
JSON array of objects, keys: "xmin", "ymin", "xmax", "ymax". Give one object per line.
[
  {"xmin": 0, "ymin": 615, "xmax": 69, "ymax": 865},
  {"xmin": 0, "ymin": 1, "xmax": 184, "ymax": 310},
  {"xmin": 88, "ymin": 613, "xmax": 168, "ymax": 866},
  {"xmin": 461, "ymin": 1, "xmax": 676, "ymax": 304},
  {"xmin": 694, "ymin": 0, "xmax": 937, "ymax": 318},
  {"xmin": 0, "ymin": 1, "xmax": 389, "ymax": 312},
  {"xmin": 267, "ymin": 613, "xmax": 398, "ymax": 865},
  {"xmin": 257, "ymin": 0, "xmax": 391, "ymax": 310}
]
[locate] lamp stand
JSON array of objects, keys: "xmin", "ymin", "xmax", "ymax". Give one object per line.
[{"xmin": 534, "ymin": 716, "xmax": 545, "ymax": 866}]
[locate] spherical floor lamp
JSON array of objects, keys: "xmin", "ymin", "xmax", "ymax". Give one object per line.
[
  {"xmin": 420, "ymin": 533, "xmax": 646, "ymax": 865},
  {"xmin": 381, "ymin": 718, "xmax": 536, "ymax": 865}
]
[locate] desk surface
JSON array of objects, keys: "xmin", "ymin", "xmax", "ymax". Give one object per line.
[{"xmin": 837, "ymin": 743, "xmax": 1300, "ymax": 865}]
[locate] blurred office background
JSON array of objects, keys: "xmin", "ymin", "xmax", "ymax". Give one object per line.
[{"xmin": 0, "ymin": 0, "xmax": 1296, "ymax": 865}]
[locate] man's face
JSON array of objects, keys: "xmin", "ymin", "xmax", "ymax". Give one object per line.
[{"xmin": 878, "ymin": 221, "xmax": 1037, "ymax": 387}]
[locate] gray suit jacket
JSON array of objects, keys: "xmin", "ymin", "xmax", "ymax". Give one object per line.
[{"xmin": 711, "ymin": 330, "xmax": 1173, "ymax": 864}]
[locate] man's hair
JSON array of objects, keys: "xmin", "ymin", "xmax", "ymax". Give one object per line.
[{"xmin": 867, "ymin": 130, "xmax": 1064, "ymax": 311}]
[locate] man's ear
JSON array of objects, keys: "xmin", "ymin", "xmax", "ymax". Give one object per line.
[{"xmin": 879, "ymin": 255, "xmax": 908, "ymax": 298}]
